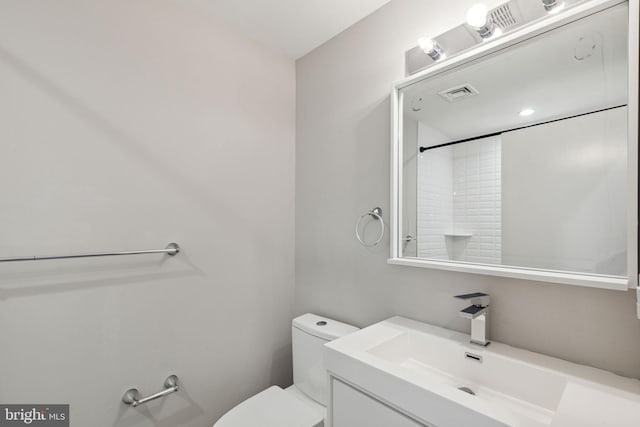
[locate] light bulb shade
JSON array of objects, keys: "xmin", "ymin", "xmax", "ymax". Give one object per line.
[
  {"xmin": 466, "ymin": 3, "xmax": 498, "ymax": 39},
  {"xmin": 466, "ymin": 4, "xmax": 488, "ymax": 28},
  {"xmin": 418, "ymin": 37, "xmax": 436, "ymax": 52},
  {"xmin": 418, "ymin": 37, "xmax": 444, "ymax": 61}
]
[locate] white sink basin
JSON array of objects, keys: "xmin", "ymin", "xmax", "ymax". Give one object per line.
[{"xmin": 325, "ymin": 317, "xmax": 640, "ymax": 427}]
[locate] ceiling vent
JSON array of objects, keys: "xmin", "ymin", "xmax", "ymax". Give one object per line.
[
  {"xmin": 490, "ymin": 2, "xmax": 519, "ymax": 30},
  {"xmin": 438, "ymin": 84, "xmax": 479, "ymax": 102}
]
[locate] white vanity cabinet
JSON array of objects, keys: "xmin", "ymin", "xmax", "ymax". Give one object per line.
[
  {"xmin": 328, "ymin": 376, "xmax": 430, "ymax": 427},
  {"xmin": 325, "ymin": 317, "xmax": 640, "ymax": 427}
]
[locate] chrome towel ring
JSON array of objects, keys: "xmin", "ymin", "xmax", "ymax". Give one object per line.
[{"xmin": 355, "ymin": 207, "xmax": 385, "ymax": 247}]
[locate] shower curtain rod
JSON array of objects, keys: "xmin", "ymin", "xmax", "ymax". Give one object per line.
[
  {"xmin": 0, "ymin": 242, "xmax": 180, "ymax": 263},
  {"xmin": 418, "ymin": 104, "xmax": 627, "ymax": 153}
]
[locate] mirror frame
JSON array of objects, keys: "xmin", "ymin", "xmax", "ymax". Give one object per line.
[{"xmin": 389, "ymin": 0, "xmax": 639, "ymax": 291}]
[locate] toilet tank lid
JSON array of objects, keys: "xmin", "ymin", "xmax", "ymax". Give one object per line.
[{"xmin": 292, "ymin": 313, "xmax": 359, "ymax": 341}]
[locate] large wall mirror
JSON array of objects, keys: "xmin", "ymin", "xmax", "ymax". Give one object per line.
[{"xmin": 390, "ymin": 0, "xmax": 638, "ymax": 290}]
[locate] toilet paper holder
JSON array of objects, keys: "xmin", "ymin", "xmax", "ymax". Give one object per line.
[{"xmin": 122, "ymin": 375, "xmax": 179, "ymax": 407}]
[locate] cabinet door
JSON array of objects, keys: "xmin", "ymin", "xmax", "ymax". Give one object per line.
[{"xmin": 331, "ymin": 378, "xmax": 429, "ymax": 427}]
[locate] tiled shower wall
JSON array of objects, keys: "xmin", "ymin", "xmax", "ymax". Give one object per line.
[
  {"xmin": 417, "ymin": 135, "xmax": 501, "ymax": 264},
  {"xmin": 417, "ymin": 146, "xmax": 452, "ymax": 259},
  {"xmin": 451, "ymin": 137, "xmax": 502, "ymax": 263}
]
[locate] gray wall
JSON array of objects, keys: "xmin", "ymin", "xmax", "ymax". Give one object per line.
[
  {"xmin": 0, "ymin": 1, "xmax": 295, "ymax": 426},
  {"xmin": 503, "ymin": 107, "xmax": 627, "ymax": 276},
  {"xmin": 295, "ymin": 0, "xmax": 640, "ymax": 379}
]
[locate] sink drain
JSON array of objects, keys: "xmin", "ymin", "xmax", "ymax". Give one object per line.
[{"xmin": 458, "ymin": 386, "xmax": 475, "ymax": 396}]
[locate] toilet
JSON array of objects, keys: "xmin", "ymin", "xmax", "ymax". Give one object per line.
[{"xmin": 213, "ymin": 313, "xmax": 359, "ymax": 427}]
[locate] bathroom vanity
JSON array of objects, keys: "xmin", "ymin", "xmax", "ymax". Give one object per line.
[
  {"xmin": 326, "ymin": 1, "xmax": 640, "ymax": 423},
  {"xmin": 325, "ymin": 317, "xmax": 640, "ymax": 427}
]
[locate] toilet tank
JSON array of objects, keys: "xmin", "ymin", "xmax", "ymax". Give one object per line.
[{"xmin": 292, "ymin": 313, "xmax": 358, "ymax": 406}]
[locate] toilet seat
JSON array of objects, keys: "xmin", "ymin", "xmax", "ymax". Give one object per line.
[{"xmin": 213, "ymin": 386, "xmax": 324, "ymax": 427}]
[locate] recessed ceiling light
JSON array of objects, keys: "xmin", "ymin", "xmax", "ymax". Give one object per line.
[{"xmin": 519, "ymin": 108, "xmax": 535, "ymax": 116}]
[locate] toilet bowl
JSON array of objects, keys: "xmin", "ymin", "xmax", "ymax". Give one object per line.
[{"xmin": 213, "ymin": 313, "xmax": 358, "ymax": 427}]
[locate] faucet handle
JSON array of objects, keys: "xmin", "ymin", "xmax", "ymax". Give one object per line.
[
  {"xmin": 454, "ymin": 292, "xmax": 490, "ymax": 307},
  {"xmin": 459, "ymin": 304, "xmax": 487, "ymax": 319}
]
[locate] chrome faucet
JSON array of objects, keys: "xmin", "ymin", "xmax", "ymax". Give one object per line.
[{"xmin": 454, "ymin": 292, "xmax": 490, "ymax": 347}]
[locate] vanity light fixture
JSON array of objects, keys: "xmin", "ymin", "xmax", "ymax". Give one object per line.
[
  {"xmin": 418, "ymin": 37, "xmax": 445, "ymax": 61},
  {"xmin": 542, "ymin": 0, "xmax": 566, "ymax": 13},
  {"xmin": 466, "ymin": 4, "xmax": 501, "ymax": 39},
  {"xmin": 519, "ymin": 108, "xmax": 535, "ymax": 116}
]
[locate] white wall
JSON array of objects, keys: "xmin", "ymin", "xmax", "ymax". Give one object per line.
[
  {"xmin": 0, "ymin": 1, "xmax": 295, "ymax": 426},
  {"xmin": 295, "ymin": 0, "xmax": 640, "ymax": 379},
  {"xmin": 503, "ymin": 107, "xmax": 627, "ymax": 276},
  {"xmin": 402, "ymin": 117, "xmax": 418, "ymax": 257}
]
